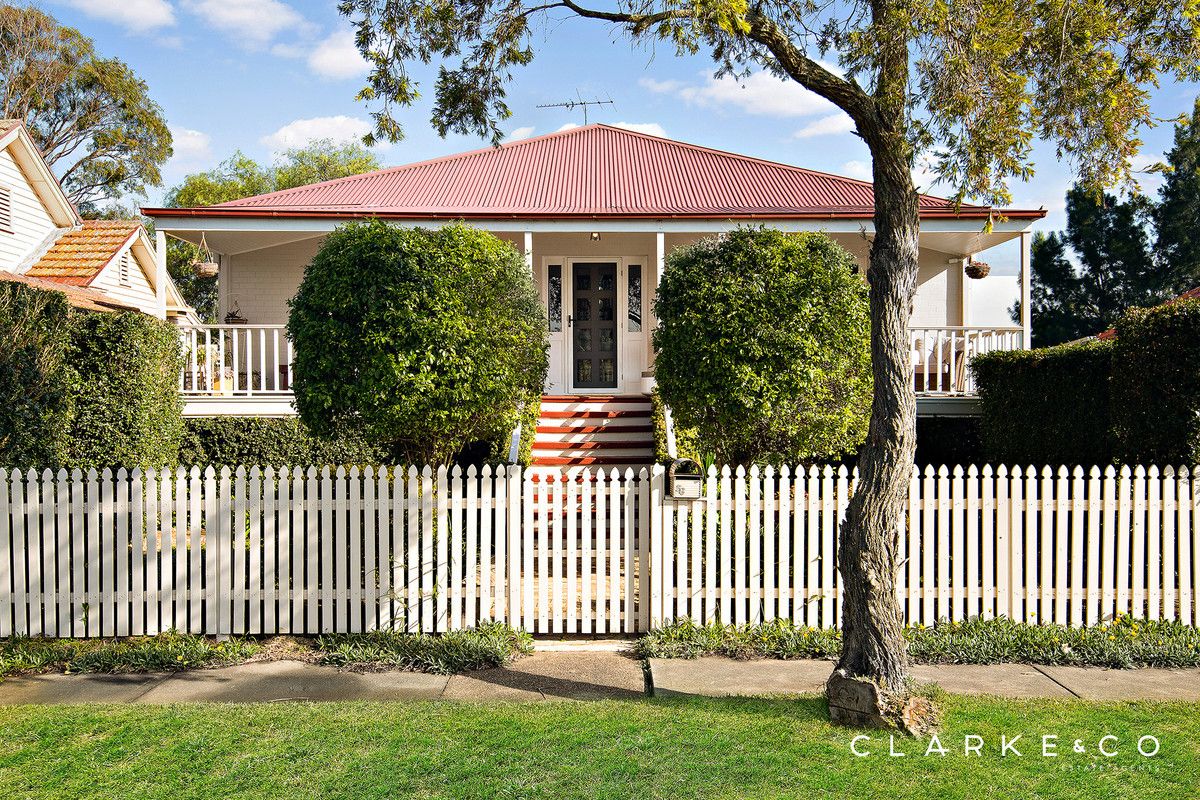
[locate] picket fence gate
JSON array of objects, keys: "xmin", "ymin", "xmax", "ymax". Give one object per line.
[{"xmin": 0, "ymin": 463, "xmax": 1197, "ymax": 638}]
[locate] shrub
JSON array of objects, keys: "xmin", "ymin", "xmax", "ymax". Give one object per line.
[
  {"xmin": 1110, "ymin": 298, "xmax": 1200, "ymax": 463},
  {"xmin": 0, "ymin": 281, "xmax": 75, "ymax": 467},
  {"xmin": 650, "ymin": 388, "xmax": 702, "ymax": 465},
  {"xmin": 316, "ymin": 622, "xmax": 534, "ymax": 674},
  {"xmin": 635, "ymin": 617, "xmax": 1200, "ymax": 668},
  {"xmin": 974, "ymin": 339, "xmax": 1114, "ymax": 465},
  {"xmin": 653, "ymin": 228, "xmax": 871, "ymax": 465},
  {"xmin": 0, "ymin": 633, "xmax": 258, "ymax": 680},
  {"xmin": 289, "ymin": 221, "xmax": 548, "ymax": 465},
  {"xmin": 67, "ymin": 311, "xmax": 184, "ymax": 469},
  {"xmin": 178, "ymin": 417, "xmax": 388, "ymax": 467}
]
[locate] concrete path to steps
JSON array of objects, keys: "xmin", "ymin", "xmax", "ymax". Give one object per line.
[{"xmin": 2, "ymin": 648, "xmax": 1198, "ymax": 704}]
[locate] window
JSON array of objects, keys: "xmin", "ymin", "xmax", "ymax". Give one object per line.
[
  {"xmin": 0, "ymin": 186, "xmax": 11, "ymax": 233},
  {"xmin": 547, "ymin": 264, "xmax": 562, "ymax": 332},
  {"xmin": 118, "ymin": 250, "xmax": 131, "ymax": 286},
  {"xmin": 627, "ymin": 264, "xmax": 642, "ymax": 332}
]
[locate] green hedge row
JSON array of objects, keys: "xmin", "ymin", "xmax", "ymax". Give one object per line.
[
  {"xmin": 975, "ymin": 297, "xmax": 1200, "ymax": 465},
  {"xmin": 178, "ymin": 417, "xmax": 388, "ymax": 467},
  {"xmin": 974, "ymin": 339, "xmax": 1114, "ymax": 464},
  {"xmin": 0, "ymin": 281, "xmax": 183, "ymax": 470}
]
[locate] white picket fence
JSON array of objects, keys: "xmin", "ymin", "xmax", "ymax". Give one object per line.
[{"xmin": 0, "ymin": 464, "xmax": 1196, "ymax": 638}]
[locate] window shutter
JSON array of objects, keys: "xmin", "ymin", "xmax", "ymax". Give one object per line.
[
  {"xmin": 0, "ymin": 186, "xmax": 11, "ymax": 233},
  {"xmin": 119, "ymin": 250, "xmax": 131, "ymax": 285}
]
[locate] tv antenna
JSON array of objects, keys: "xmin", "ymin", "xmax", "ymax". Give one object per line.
[{"xmin": 536, "ymin": 92, "xmax": 614, "ymax": 125}]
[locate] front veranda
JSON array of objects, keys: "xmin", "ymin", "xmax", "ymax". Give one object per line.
[{"xmin": 155, "ymin": 223, "xmax": 1032, "ymax": 417}]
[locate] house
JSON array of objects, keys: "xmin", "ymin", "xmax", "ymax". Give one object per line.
[
  {"xmin": 0, "ymin": 119, "xmax": 196, "ymax": 322},
  {"xmin": 144, "ymin": 124, "xmax": 1044, "ymax": 466}
]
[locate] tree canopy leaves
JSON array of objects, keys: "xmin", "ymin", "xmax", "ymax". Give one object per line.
[{"xmin": 0, "ymin": 4, "xmax": 171, "ymax": 210}]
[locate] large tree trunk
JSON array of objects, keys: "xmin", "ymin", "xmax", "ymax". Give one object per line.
[{"xmin": 833, "ymin": 142, "xmax": 921, "ymax": 695}]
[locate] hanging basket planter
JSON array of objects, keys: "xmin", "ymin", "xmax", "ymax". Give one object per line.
[
  {"xmin": 191, "ymin": 233, "xmax": 219, "ymax": 278},
  {"xmin": 964, "ymin": 260, "xmax": 991, "ymax": 280}
]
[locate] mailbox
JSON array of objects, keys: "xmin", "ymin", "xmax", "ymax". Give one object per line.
[{"xmin": 668, "ymin": 458, "xmax": 704, "ymax": 499}]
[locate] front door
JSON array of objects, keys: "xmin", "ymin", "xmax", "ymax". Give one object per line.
[{"xmin": 571, "ymin": 262, "xmax": 618, "ymax": 389}]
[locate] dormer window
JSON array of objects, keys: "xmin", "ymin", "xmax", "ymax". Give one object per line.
[{"xmin": 0, "ymin": 186, "xmax": 11, "ymax": 233}]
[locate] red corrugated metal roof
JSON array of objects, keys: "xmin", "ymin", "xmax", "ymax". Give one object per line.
[{"xmin": 145, "ymin": 124, "xmax": 1043, "ymax": 221}]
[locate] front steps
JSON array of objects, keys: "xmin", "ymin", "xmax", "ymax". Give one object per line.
[{"xmin": 531, "ymin": 395, "xmax": 655, "ymax": 469}]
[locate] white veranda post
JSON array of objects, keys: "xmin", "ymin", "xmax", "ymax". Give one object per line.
[{"xmin": 1020, "ymin": 231, "xmax": 1032, "ymax": 348}]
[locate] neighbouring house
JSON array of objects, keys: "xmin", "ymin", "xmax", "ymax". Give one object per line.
[
  {"xmin": 143, "ymin": 124, "xmax": 1044, "ymax": 466},
  {"xmin": 0, "ymin": 119, "xmax": 196, "ymax": 322},
  {"xmin": 1095, "ymin": 285, "xmax": 1200, "ymax": 341}
]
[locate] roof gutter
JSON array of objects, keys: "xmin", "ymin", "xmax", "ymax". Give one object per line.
[{"xmin": 142, "ymin": 207, "xmax": 1048, "ymax": 222}]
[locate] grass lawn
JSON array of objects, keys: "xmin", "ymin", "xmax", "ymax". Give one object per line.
[{"xmin": 1, "ymin": 696, "xmax": 1197, "ymax": 799}]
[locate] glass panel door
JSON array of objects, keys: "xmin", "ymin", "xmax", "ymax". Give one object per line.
[{"xmin": 571, "ymin": 262, "xmax": 618, "ymax": 389}]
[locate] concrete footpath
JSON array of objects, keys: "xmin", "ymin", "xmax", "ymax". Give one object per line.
[{"xmin": 2, "ymin": 649, "xmax": 1199, "ymax": 705}]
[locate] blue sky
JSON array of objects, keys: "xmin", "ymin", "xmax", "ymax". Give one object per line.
[{"xmin": 33, "ymin": 0, "xmax": 1200, "ymax": 318}]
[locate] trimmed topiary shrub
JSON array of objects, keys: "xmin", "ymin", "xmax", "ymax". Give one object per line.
[
  {"xmin": 288, "ymin": 220, "xmax": 548, "ymax": 465},
  {"xmin": 67, "ymin": 311, "xmax": 184, "ymax": 470},
  {"xmin": 178, "ymin": 417, "xmax": 388, "ymax": 467},
  {"xmin": 974, "ymin": 339, "xmax": 1114, "ymax": 465},
  {"xmin": 0, "ymin": 281, "xmax": 75, "ymax": 467},
  {"xmin": 653, "ymin": 228, "xmax": 871, "ymax": 465},
  {"xmin": 1110, "ymin": 298, "xmax": 1200, "ymax": 464}
]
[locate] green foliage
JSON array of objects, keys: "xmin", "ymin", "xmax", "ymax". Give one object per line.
[
  {"xmin": 1020, "ymin": 188, "xmax": 1164, "ymax": 347},
  {"xmin": 288, "ymin": 220, "xmax": 547, "ymax": 465},
  {"xmin": 1110, "ymin": 298, "xmax": 1200, "ymax": 464},
  {"xmin": 636, "ymin": 617, "xmax": 1200, "ymax": 669},
  {"xmin": 1156, "ymin": 98, "xmax": 1200, "ymax": 295},
  {"xmin": 162, "ymin": 141, "xmax": 382, "ymax": 320},
  {"xmin": 0, "ymin": 282, "xmax": 183, "ymax": 470},
  {"xmin": 178, "ymin": 417, "xmax": 388, "ymax": 467},
  {"xmin": 0, "ymin": 281, "xmax": 75, "ymax": 467},
  {"xmin": 0, "ymin": 633, "xmax": 258, "ymax": 680},
  {"xmin": 316, "ymin": 622, "xmax": 534, "ymax": 674},
  {"xmin": 67, "ymin": 312, "xmax": 184, "ymax": 470},
  {"xmin": 0, "ymin": 5, "xmax": 171, "ymax": 209},
  {"xmin": 653, "ymin": 229, "xmax": 871, "ymax": 465},
  {"xmin": 974, "ymin": 340, "xmax": 1115, "ymax": 465},
  {"xmin": 650, "ymin": 389, "xmax": 702, "ymax": 466}
]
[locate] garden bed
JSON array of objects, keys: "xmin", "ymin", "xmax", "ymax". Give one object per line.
[{"xmin": 633, "ymin": 617, "xmax": 1200, "ymax": 669}]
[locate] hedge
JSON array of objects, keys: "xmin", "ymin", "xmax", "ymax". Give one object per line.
[
  {"xmin": 178, "ymin": 417, "xmax": 388, "ymax": 467},
  {"xmin": 1110, "ymin": 298, "xmax": 1200, "ymax": 464},
  {"xmin": 0, "ymin": 281, "xmax": 184, "ymax": 470},
  {"xmin": 0, "ymin": 281, "xmax": 75, "ymax": 467},
  {"xmin": 67, "ymin": 311, "xmax": 184, "ymax": 470},
  {"xmin": 973, "ymin": 339, "xmax": 1115, "ymax": 465}
]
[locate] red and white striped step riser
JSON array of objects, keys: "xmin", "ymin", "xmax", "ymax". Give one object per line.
[{"xmin": 531, "ymin": 396, "xmax": 655, "ymax": 468}]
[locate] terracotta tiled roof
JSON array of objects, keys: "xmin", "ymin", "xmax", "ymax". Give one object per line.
[
  {"xmin": 1096, "ymin": 286, "xmax": 1200, "ymax": 340},
  {"xmin": 26, "ymin": 220, "xmax": 141, "ymax": 286},
  {"xmin": 0, "ymin": 270, "xmax": 137, "ymax": 313},
  {"xmin": 145, "ymin": 124, "xmax": 1045, "ymax": 222}
]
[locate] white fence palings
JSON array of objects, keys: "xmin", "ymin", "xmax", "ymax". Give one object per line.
[{"xmin": 1, "ymin": 463, "xmax": 1198, "ymax": 637}]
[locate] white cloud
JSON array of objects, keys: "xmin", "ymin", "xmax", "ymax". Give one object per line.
[
  {"xmin": 54, "ymin": 0, "xmax": 175, "ymax": 32},
  {"xmin": 911, "ymin": 155, "xmax": 945, "ymax": 193},
  {"xmin": 556, "ymin": 123, "xmax": 581, "ymax": 133},
  {"xmin": 169, "ymin": 126, "xmax": 213, "ymax": 163},
  {"xmin": 260, "ymin": 116, "xmax": 375, "ymax": 152},
  {"xmin": 640, "ymin": 72, "xmax": 834, "ymax": 118},
  {"xmin": 792, "ymin": 113, "xmax": 855, "ymax": 139},
  {"xmin": 504, "ymin": 126, "xmax": 536, "ymax": 142},
  {"xmin": 611, "ymin": 122, "xmax": 667, "ymax": 137},
  {"xmin": 181, "ymin": 0, "xmax": 313, "ymax": 47},
  {"xmin": 841, "ymin": 160, "xmax": 872, "ymax": 181},
  {"xmin": 307, "ymin": 30, "xmax": 370, "ymax": 80}
]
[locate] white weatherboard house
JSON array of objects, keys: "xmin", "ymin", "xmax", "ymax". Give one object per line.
[
  {"xmin": 145, "ymin": 124, "xmax": 1043, "ymax": 467},
  {"xmin": 0, "ymin": 120, "xmax": 195, "ymax": 321}
]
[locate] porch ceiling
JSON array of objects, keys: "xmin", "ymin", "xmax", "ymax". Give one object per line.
[
  {"xmin": 163, "ymin": 225, "xmax": 1021, "ymax": 258},
  {"xmin": 167, "ymin": 229, "xmax": 326, "ymax": 255}
]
